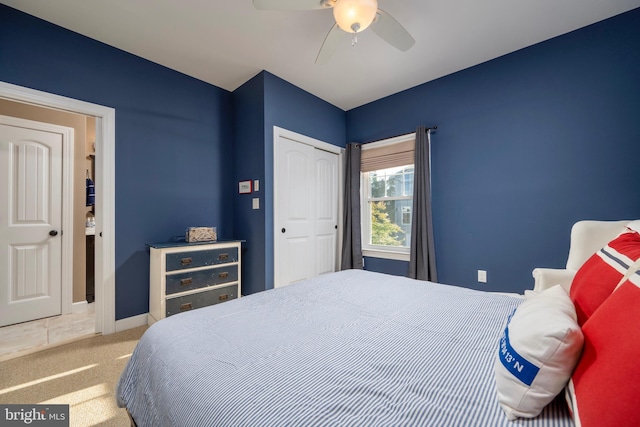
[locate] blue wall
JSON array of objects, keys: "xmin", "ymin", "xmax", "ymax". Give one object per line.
[
  {"xmin": 0, "ymin": 5, "xmax": 235, "ymax": 320},
  {"xmin": 232, "ymin": 73, "xmax": 266, "ymax": 296},
  {"xmin": 233, "ymin": 71, "xmax": 346, "ymax": 294},
  {"xmin": 347, "ymin": 8, "xmax": 640, "ymax": 293}
]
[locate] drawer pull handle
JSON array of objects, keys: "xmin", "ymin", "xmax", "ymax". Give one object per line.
[
  {"xmin": 218, "ymin": 272, "xmax": 229, "ymax": 279},
  {"xmin": 218, "ymin": 294, "xmax": 229, "ymax": 302},
  {"xmin": 180, "ymin": 278, "xmax": 192, "ymax": 286},
  {"xmin": 218, "ymin": 253, "xmax": 229, "ymax": 261},
  {"xmin": 180, "ymin": 303, "xmax": 193, "ymax": 311},
  {"xmin": 180, "ymin": 257, "xmax": 192, "ymax": 266}
]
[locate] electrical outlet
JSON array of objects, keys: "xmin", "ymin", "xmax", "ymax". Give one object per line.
[{"xmin": 478, "ymin": 270, "xmax": 487, "ymax": 283}]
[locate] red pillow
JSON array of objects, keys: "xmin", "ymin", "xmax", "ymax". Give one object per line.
[
  {"xmin": 567, "ymin": 277, "xmax": 640, "ymax": 427},
  {"xmin": 570, "ymin": 229, "xmax": 640, "ymax": 325}
]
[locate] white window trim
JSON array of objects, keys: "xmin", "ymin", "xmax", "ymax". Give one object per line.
[
  {"xmin": 363, "ymin": 248, "xmax": 411, "ymax": 261},
  {"xmin": 361, "ymin": 132, "xmax": 415, "ymax": 262}
]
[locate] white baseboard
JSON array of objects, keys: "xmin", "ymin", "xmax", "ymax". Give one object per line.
[
  {"xmin": 115, "ymin": 313, "xmax": 149, "ymax": 333},
  {"xmin": 71, "ymin": 301, "xmax": 95, "ymax": 313}
]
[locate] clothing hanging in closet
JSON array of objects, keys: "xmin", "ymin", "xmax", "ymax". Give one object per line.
[{"xmin": 86, "ymin": 169, "xmax": 95, "ymax": 206}]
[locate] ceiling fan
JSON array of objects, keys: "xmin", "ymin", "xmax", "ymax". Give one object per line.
[{"xmin": 253, "ymin": 0, "xmax": 415, "ymax": 64}]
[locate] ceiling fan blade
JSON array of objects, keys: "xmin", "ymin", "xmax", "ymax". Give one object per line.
[
  {"xmin": 370, "ymin": 9, "xmax": 415, "ymax": 52},
  {"xmin": 316, "ymin": 23, "xmax": 345, "ymax": 64},
  {"xmin": 253, "ymin": 0, "xmax": 329, "ymax": 11}
]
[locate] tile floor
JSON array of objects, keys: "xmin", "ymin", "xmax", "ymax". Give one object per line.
[{"xmin": 0, "ymin": 304, "xmax": 96, "ymax": 362}]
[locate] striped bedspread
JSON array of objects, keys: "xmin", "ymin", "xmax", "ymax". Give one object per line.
[{"xmin": 117, "ymin": 270, "xmax": 573, "ymax": 427}]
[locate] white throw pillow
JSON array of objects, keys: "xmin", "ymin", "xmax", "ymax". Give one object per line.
[{"xmin": 494, "ymin": 285, "xmax": 584, "ymax": 420}]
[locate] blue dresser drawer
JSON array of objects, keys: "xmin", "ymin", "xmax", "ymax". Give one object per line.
[
  {"xmin": 165, "ymin": 285, "xmax": 238, "ymax": 317},
  {"xmin": 165, "ymin": 265, "xmax": 238, "ymax": 295},
  {"xmin": 165, "ymin": 247, "xmax": 238, "ymax": 271}
]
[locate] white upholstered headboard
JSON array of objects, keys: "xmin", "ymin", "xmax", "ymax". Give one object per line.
[{"xmin": 532, "ymin": 219, "xmax": 631, "ymax": 293}]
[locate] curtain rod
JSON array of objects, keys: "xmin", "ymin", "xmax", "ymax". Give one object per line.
[{"xmin": 363, "ymin": 125, "xmax": 438, "ymax": 145}]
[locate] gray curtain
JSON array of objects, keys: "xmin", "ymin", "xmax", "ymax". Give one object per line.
[
  {"xmin": 340, "ymin": 143, "xmax": 363, "ymax": 270},
  {"xmin": 408, "ymin": 127, "xmax": 437, "ymax": 281}
]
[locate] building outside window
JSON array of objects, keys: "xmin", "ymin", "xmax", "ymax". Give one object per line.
[{"xmin": 401, "ymin": 206, "xmax": 412, "ymax": 225}]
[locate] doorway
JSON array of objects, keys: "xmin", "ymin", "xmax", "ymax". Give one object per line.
[{"xmin": 0, "ymin": 81, "xmax": 116, "ymax": 338}]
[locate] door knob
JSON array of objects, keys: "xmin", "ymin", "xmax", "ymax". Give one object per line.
[
  {"xmin": 281, "ymin": 228, "xmax": 286, "ymax": 233},
  {"xmin": 49, "ymin": 230, "xmax": 58, "ymax": 236}
]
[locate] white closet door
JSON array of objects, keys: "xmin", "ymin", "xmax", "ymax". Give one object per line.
[
  {"xmin": 274, "ymin": 134, "xmax": 339, "ymax": 288},
  {"xmin": 313, "ymin": 148, "xmax": 339, "ymax": 276},
  {"xmin": 275, "ymin": 137, "xmax": 314, "ymax": 287}
]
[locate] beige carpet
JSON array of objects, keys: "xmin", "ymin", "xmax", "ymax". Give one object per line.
[{"xmin": 0, "ymin": 325, "xmax": 147, "ymax": 426}]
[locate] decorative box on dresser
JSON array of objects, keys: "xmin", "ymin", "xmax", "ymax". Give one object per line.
[{"xmin": 148, "ymin": 240, "xmax": 242, "ymax": 324}]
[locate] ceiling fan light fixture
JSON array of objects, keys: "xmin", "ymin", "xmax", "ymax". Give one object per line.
[{"xmin": 333, "ymin": 0, "xmax": 378, "ymax": 33}]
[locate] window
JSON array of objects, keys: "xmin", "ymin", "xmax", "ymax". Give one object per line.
[{"xmin": 361, "ymin": 134, "xmax": 415, "ymax": 260}]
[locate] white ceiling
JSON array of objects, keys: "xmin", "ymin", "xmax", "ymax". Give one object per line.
[{"xmin": 3, "ymin": 0, "xmax": 640, "ymax": 110}]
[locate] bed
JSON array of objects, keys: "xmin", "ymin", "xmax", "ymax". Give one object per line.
[{"xmin": 117, "ymin": 269, "xmax": 574, "ymax": 426}]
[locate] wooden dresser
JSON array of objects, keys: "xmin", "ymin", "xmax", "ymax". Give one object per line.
[{"xmin": 148, "ymin": 240, "xmax": 242, "ymax": 324}]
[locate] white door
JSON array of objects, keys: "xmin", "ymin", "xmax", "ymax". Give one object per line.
[
  {"xmin": 313, "ymin": 148, "xmax": 339, "ymax": 276},
  {"xmin": 0, "ymin": 117, "xmax": 67, "ymax": 327},
  {"xmin": 274, "ymin": 134, "xmax": 339, "ymax": 288}
]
